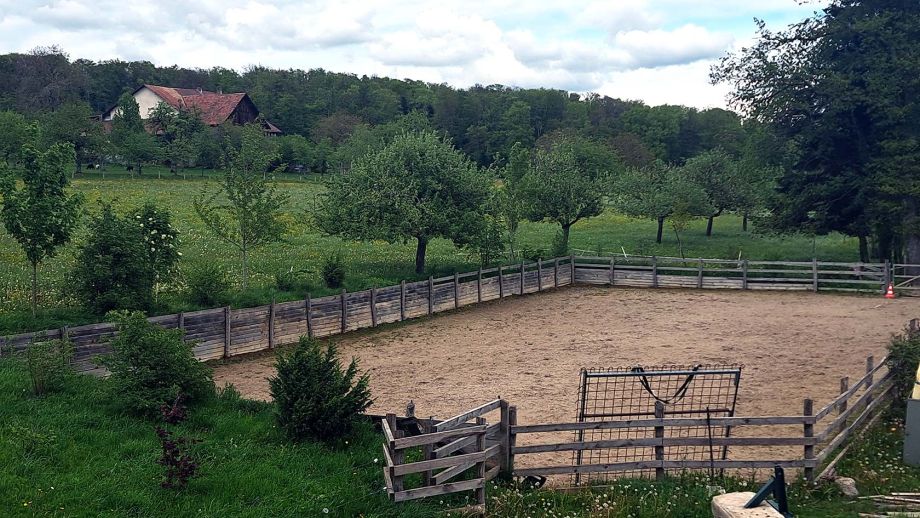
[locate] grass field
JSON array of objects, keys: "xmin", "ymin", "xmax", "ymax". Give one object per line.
[
  {"xmin": 2, "ymin": 356, "xmax": 916, "ymax": 517},
  {"xmin": 0, "ymin": 166, "xmax": 859, "ymax": 334}
]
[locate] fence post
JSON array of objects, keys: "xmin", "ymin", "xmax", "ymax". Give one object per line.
[
  {"xmin": 427, "ymin": 276, "xmax": 434, "ymax": 315},
  {"xmin": 370, "ymin": 287, "xmax": 378, "ymax": 327},
  {"xmin": 453, "ymin": 272, "xmax": 460, "ymax": 309},
  {"xmin": 537, "ymin": 259, "xmax": 543, "ymax": 291},
  {"xmin": 838, "ymin": 377, "xmax": 849, "ymax": 415},
  {"xmin": 812, "ymin": 258, "xmax": 819, "ymax": 292},
  {"xmin": 498, "ymin": 266, "xmax": 504, "ymax": 299},
  {"xmin": 268, "ymin": 297, "xmax": 276, "ymax": 349},
  {"xmin": 866, "ymin": 356, "xmax": 875, "ymax": 407},
  {"xmin": 742, "ymin": 260, "xmax": 749, "ymax": 290},
  {"xmin": 223, "ymin": 306, "xmax": 231, "ymax": 358},
  {"xmin": 386, "ymin": 413, "xmax": 404, "ymax": 493},
  {"xmin": 554, "ymin": 258, "xmax": 559, "ymax": 287},
  {"xmin": 520, "ymin": 261, "xmax": 525, "ymax": 295},
  {"xmin": 475, "ymin": 416, "xmax": 486, "ymax": 506},
  {"xmin": 652, "ymin": 256, "xmax": 659, "ymax": 288},
  {"xmin": 499, "ymin": 400, "xmax": 510, "ymax": 474},
  {"xmin": 60, "ymin": 325, "xmax": 69, "ymax": 342},
  {"xmin": 306, "ymin": 294, "xmax": 314, "ymax": 338},
  {"xmin": 400, "ymin": 281, "xmax": 406, "ymax": 321},
  {"xmin": 340, "ymin": 288, "xmax": 347, "ymax": 334},
  {"xmin": 477, "ymin": 269, "xmax": 482, "ymax": 303},
  {"xmin": 697, "ymin": 258, "xmax": 704, "ymax": 289},
  {"xmin": 570, "ymin": 254, "xmax": 576, "ymax": 285},
  {"xmin": 803, "ymin": 398, "xmax": 815, "ymax": 482},
  {"xmin": 508, "ymin": 406, "xmax": 517, "ymax": 475},
  {"xmin": 177, "ymin": 311, "xmax": 185, "ymax": 331},
  {"xmin": 654, "ymin": 401, "xmax": 665, "ymax": 480},
  {"xmin": 609, "ymin": 257, "xmax": 615, "ymax": 286}
]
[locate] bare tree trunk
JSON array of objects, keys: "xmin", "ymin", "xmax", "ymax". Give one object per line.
[
  {"xmin": 706, "ymin": 215, "xmax": 714, "ymax": 237},
  {"xmin": 858, "ymin": 234, "xmax": 869, "ymax": 263},
  {"xmin": 561, "ymin": 223, "xmax": 571, "ymax": 254},
  {"xmin": 673, "ymin": 227, "xmax": 685, "ymax": 259},
  {"xmin": 742, "ymin": 212, "xmax": 749, "ymax": 232},
  {"xmin": 905, "ymin": 199, "xmax": 920, "ymax": 280},
  {"xmin": 656, "ymin": 216, "xmax": 664, "ymax": 244},
  {"xmin": 31, "ymin": 261, "xmax": 37, "ymax": 318},
  {"xmin": 241, "ymin": 247, "xmax": 249, "ymax": 289},
  {"xmin": 415, "ymin": 236, "xmax": 428, "ymax": 274}
]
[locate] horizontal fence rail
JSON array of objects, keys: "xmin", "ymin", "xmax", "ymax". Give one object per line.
[
  {"xmin": 506, "ymin": 353, "xmax": 895, "ymax": 483},
  {"xmin": 1, "ymin": 258, "xmax": 577, "ymax": 372},
  {"xmin": 381, "ymin": 401, "xmax": 507, "ymax": 508},
  {"xmin": 2, "ymin": 255, "xmax": 914, "ymax": 373}
]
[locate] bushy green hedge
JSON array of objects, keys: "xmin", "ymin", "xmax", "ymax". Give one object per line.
[
  {"xmin": 269, "ymin": 337, "xmax": 371, "ymax": 442},
  {"xmin": 888, "ymin": 325, "xmax": 920, "ymax": 404},
  {"xmin": 99, "ymin": 311, "xmax": 213, "ymax": 417}
]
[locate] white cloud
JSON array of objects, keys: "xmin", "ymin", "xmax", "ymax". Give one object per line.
[
  {"xmin": 0, "ymin": 0, "xmax": 827, "ymax": 108},
  {"xmin": 614, "ymin": 24, "xmax": 734, "ymax": 68}
]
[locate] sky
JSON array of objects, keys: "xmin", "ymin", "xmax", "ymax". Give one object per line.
[{"xmin": 0, "ymin": 0, "xmax": 825, "ymax": 109}]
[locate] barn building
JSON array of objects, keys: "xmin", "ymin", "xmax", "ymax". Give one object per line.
[{"xmin": 100, "ymin": 84, "xmax": 281, "ymax": 134}]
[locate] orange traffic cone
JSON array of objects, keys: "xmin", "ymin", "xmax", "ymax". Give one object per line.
[{"xmin": 885, "ymin": 282, "xmax": 896, "ymax": 299}]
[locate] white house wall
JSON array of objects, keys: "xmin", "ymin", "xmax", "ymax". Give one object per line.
[{"xmin": 102, "ymin": 87, "xmax": 170, "ymax": 121}]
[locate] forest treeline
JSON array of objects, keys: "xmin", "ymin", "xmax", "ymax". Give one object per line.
[{"xmin": 0, "ymin": 46, "xmax": 778, "ymax": 171}]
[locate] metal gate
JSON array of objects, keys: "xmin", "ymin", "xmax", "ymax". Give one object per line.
[{"xmin": 572, "ymin": 364, "xmax": 742, "ymax": 484}]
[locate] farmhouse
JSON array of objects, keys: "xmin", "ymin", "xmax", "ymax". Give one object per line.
[{"xmin": 100, "ymin": 84, "xmax": 282, "ymax": 134}]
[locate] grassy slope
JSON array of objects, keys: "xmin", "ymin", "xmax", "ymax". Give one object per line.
[
  {"xmin": 0, "ymin": 358, "xmax": 438, "ymax": 517},
  {"xmin": 3, "ymin": 356, "xmax": 917, "ymax": 517},
  {"xmin": 0, "ymin": 168, "xmax": 858, "ymax": 334}
]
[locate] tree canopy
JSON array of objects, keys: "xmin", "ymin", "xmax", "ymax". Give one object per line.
[
  {"xmin": 316, "ymin": 131, "xmax": 492, "ymax": 273},
  {"xmin": 713, "ymin": 0, "xmax": 920, "ymax": 262}
]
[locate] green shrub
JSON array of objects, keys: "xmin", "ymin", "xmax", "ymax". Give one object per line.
[
  {"xmin": 184, "ymin": 263, "xmax": 230, "ymax": 307},
  {"xmin": 269, "ymin": 337, "xmax": 372, "ymax": 442},
  {"xmin": 74, "ymin": 204, "xmax": 154, "ymax": 314},
  {"xmin": 520, "ymin": 247, "xmax": 548, "ymax": 262},
  {"xmin": 26, "ymin": 337, "xmax": 73, "ymax": 396},
  {"xmin": 887, "ymin": 326, "xmax": 920, "ymax": 404},
  {"xmin": 274, "ymin": 267, "xmax": 312, "ymax": 293},
  {"xmin": 99, "ymin": 311, "xmax": 213, "ymax": 417},
  {"xmin": 321, "ymin": 253, "xmax": 346, "ymax": 289}
]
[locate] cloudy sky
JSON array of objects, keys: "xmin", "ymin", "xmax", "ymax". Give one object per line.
[{"xmin": 0, "ymin": 0, "xmax": 824, "ymax": 108}]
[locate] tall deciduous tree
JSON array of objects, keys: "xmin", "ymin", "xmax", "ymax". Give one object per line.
[
  {"xmin": 614, "ymin": 162, "xmax": 711, "ymax": 245},
  {"xmin": 316, "ymin": 131, "xmax": 491, "ymax": 273},
  {"xmin": 148, "ymin": 102, "xmax": 205, "ymax": 175},
  {"xmin": 42, "ymin": 102, "xmax": 103, "ymax": 174},
  {"xmin": 712, "ymin": 0, "xmax": 920, "ymax": 263},
  {"xmin": 0, "ymin": 134, "xmax": 83, "ymax": 315},
  {"xmin": 110, "ymin": 93, "xmax": 159, "ymax": 175},
  {"xmin": 194, "ymin": 125, "xmax": 289, "ymax": 288},
  {"xmin": 519, "ymin": 139, "xmax": 606, "ymax": 255},
  {"xmin": 682, "ymin": 149, "xmax": 743, "ymax": 237}
]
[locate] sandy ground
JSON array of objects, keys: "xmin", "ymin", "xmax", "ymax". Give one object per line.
[{"xmin": 215, "ymin": 286, "xmax": 919, "ymax": 426}]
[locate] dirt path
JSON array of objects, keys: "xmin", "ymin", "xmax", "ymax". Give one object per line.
[{"xmin": 214, "ymin": 286, "xmax": 918, "ymax": 427}]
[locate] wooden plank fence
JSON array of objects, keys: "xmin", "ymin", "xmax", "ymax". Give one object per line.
[
  {"xmin": 381, "ymin": 400, "xmax": 506, "ymax": 509},
  {"xmin": 0, "ymin": 258, "xmax": 576, "ymax": 372},
  {"xmin": 380, "ymin": 339, "xmax": 904, "ymax": 510},
  {"xmin": 1, "ymin": 255, "xmax": 913, "ymax": 372},
  {"xmin": 507, "ymin": 352, "xmax": 896, "ymax": 483}
]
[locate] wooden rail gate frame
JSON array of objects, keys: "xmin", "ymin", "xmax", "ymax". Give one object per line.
[
  {"xmin": 380, "ymin": 399, "xmax": 510, "ymax": 511},
  {"xmin": 381, "ymin": 344, "xmax": 905, "ymax": 510}
]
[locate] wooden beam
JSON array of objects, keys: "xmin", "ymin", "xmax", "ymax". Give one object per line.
[
  {"xmin": 370, "ymin": 287, "xmax": 377, "ymax": 327},
  {"xmin": 223, "ymin": 306, "xmax": 231, "ymax": 358},
  {"xmin": 804, "ymin": 398, "xmax": 815, "ymax": 482},
  {"xmin": 435, "ymin": 399, "xmax": 502, "ymax": 431}
]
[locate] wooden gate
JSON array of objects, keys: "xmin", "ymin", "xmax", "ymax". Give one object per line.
[{"xmin": 380, "ymin": 399, "xmax": 510, "ymax": 511}]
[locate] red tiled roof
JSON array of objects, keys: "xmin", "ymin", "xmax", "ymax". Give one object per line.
[{"xmin": 142, "ymin": 84, "xmax": 248, "ymax": 126}]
